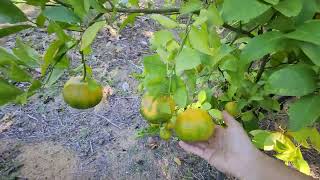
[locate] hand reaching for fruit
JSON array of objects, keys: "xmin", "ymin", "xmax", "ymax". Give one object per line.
[
  {"xmin": 179, "ymin": 111, "xmax": 258, "ymax": 177},
  {"xmin": 179, "ymin": 111, "xmax": 313, "ymax": 180}
]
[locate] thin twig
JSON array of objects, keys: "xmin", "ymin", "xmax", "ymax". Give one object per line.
[
  {"xmin": 89, "ymin": 140, "xmax": 94, "ymax": 153},
  {"xmin": 43, "ymin": 2, "xmax": 255, "ymax": 37},
  {"xmin": 105, "ymin": 7, "xmax": 181, "ymax": 14},
  {"xmin": 27, "ymin": 114, "xmax": 39, "ymax": 122},
  {"xmin": 114, "ymin": 96, "xmax": 139, "ymax": 100},
  {"xmin": 107, "ymin": 0, "xmax": 115, "ymax": 9},
  {"xmin": 95, "ymin": 114, "xmax": 122, "ymax": 129},
  {"xmin": 178, "ymin": 14, "xmax": 193, "ymax": 54},
  {"xmin": 88, "ymin": 13, "xmax": 105, "ymax": 27},
  {"xmin": 44, "ymin": 40, "xmax": 80, "ymax": 84},
  {"xmin": 81, "ymin": 51, "xmax": 87, "ymax": 81},
  {"xmin": 255, "ymin": 55, "xmax": 270, "ymax": 83},
  {"xmin": 222, "ymin": 23, "xmax": 255, "ymax": 38}
]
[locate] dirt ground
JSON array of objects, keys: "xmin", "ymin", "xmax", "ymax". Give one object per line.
[{"xmin": 0, "ymin": 3, "xmax": 319, "ymax": 180}]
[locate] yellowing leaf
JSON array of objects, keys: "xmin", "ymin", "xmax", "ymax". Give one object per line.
[{"xmin": 309, "ymin": 128, "xmax": 320, "ymax": 152}]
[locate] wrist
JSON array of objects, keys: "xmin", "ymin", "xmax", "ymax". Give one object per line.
[{"xmin": 231, "ymin": 149, "xmax": 265, "ymax": 180}]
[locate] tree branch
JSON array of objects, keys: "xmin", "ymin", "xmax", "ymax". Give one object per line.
[
  {"xmin": 222, "ymin": 24, "xmax": 255, "ymax": 38},
  {"xmin": 45, "ymin": 2, "xmax": 255, "ymax": 37},
  {"xmin": 255, "ymin": 55, "xmax": 270, "ymax": 83},
  {"xmin": 105, "ymin": 7, "xmax": 180, "ymax": 14},
  {"xmin": 104, "ymin": 8, "xmax": 254, "ymax": 37}
]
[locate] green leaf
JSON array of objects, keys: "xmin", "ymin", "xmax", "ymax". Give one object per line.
[
  {"xmin": 184, "ymin": 70, "xmax": 196, "ymax": 97},
  {"xmin": 28, "ymin": 79, "xmax": 42, "ymax": 95},
  {"xmin": 222, "ymin": 0, "xmax": 271, "ymax": 23},
  {"xmin": 0, "ymin": 79, "xmax": 23, "ymax": 106},
  {"xmin": 285, "ymin": 20, "xmax": 320, "ymax": 46},
  {"xmin": 48, "ymin": 21, "xmax": 70, "ymax": 41},
  {"xmin": 250, "ymin": 130, "xmax": 272, "ymax": 150},
  {"xmin": 8, "ymin": 64, "xmax": 32, "ymax": 82},
  {"xmin": 245, "ymin": 9, "xmax": 275, "ymax": 31},
  {"xmin": 0, "ymin": 0, "xmax": 28, "ymax": 23},
  {"xmin": 175, "ymin": 47, "xmax": 201, "ymax": 75},
  {"xmin": 89, "ymin": 0, "xmax": 107, "ymax": 13},
  {"xmin": 241, "ymin": 31, "xmax": 286, "ymax": 64},
  {"xmin": 120, "ymin": 13, "xmax": 138, "ymax": 30},
  {"xmin": 288, "ymin": 95, "xmax": 320, "ymax": 131},
  {"xmin": 36, "ymin": 13, "xmax": 46, "ymax": 27},
  {"xmin": 143, "ymin": 54, "xmax": 169, "ymax": 95},
  {"xmin": 0, "ymin": 25, "xmax": 33, "ymax": 38},
  {"xmin": 267, "ymin": 14, "xmax": 295, "ymax": 32},
  {"xmin": 273, "ymin": 0, "xmax": 302, "ymax": 17},
  {"xmin": 180, "ymin": 0, "xmax": 202, "ymax": 14},
  {"xmin": 143, "ymin": 55, "xmax": 167, "ymax": 76},
  {"xmin": 66, "ymin": 0, "xmax": 89, "ymax": 19},
  {"xmin": 43, "ymin": 6, "xmax": 80, "ymax": 24},
  {"xmin": 293, "ymin": 0, "xmax": 318, "ymax": 25},
  {"xmin": 265, "ymin": 65, "xmax": 316, "ymax": 96},
  {"xmin": 243, "ymin": 118, "xmax": 259, "ymax": 132},
  {"xmin": 299, "ymin": 42, "xmax": 320, "ymax": 66},
  {"xmin": 45, "ymin": 55, "xmax": 69, "ymax": 86},
  {"xmin": 201, "ymin": 102, "xmax": 212, "ymax": 110},
  {"xmin": 150, "ymin": 30, "xmax": 174, "ymax": 49},
  {"xmin": 0, "ymin": 47, "xmax": 20, "ymax": 65},
  {"xmin": 219, "ymin": 55, "xmax": 238, "ymax": 72},
  {"xmin": 206, "ymin": 5, "xmax": 223, "ymax": 27},
  {"xmin": 192, "ymin": 10, "xmax": 208, "ymax": 26},
  {"xmin": 26, "ymin": 0, "xmax": 48, "ymax": 6},
  {"xmin": 13, "ymin": 38, "xmax": 40, "ymax": 68},
  {"xmin": 263, "ymin": 0, "xmax": 279, "ymax": 5},
  {"xmin": 208, "ymin": 109, "xmax": 223, "ymax": 120},
  {"xmin": 258, "ymin": 98, "xmax": 280, "ymax": 111},
  {"xmin": 150, "ymin": 14, "xmax": 179, "ymax": 29},
  {"xmin": 189, "ymin": 25, "xmax": 212, "ymax": 55},
  {"xmin": 45, "ymin": 67, "xmax": 65, "ymax": 86},
  {"xmin": 211, "ymin": 45, "xmax": 235, "ymax": 67},
  {"xmin": 172, "ymin": 76, "xmax": 188, "ymax": 108},
  {"xmin": 198, "ymin": 90, "xmax": 207, "ymax": 103},
  {"xmin": 42, "ymin": 40, "xmax": 64, "ymax": 75},
  {"xmin": 80, "ymin": 21, "xmax": 106, "ymax": 51}
]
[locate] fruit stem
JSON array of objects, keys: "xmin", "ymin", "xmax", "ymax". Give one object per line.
[{"xmin": 81, "ymin": 51, "xmax": 87, "ymax": 81}]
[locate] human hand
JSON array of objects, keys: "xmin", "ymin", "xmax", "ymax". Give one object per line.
[{"xmin": 179, "ymin": 111, "xmax": 261, "ymax": 177}]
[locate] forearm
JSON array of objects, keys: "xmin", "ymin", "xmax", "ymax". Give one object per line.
[{"xmin": 236, "ymin": 151, "xmax": 313, "ymax": 180}]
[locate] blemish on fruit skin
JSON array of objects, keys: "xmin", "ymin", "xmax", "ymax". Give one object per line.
[
  {"xmin": 140, "ymin": 94, "xmax": 175, "ymax": 124},
  {"xmin": 175, "ymin": 109, "xmax": 215, "ymax": 142}
]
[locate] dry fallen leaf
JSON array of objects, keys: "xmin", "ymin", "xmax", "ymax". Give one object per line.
[
  {"xmin": 94, "ymin": 86, "xmax": 113, "ymax": 112},
  {"xmin": 174, "ymin": 157, "xmax": 181, "ymax": 166},
  {"xmin": 0, "ymin": 114, "xmax": 15, "ymax": 133}
]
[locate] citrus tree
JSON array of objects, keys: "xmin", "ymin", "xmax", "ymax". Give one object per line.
[{"xmin": 1, "ymin": 0, "xmax": 320, "ymax": 175}]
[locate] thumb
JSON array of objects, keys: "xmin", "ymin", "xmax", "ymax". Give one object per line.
[
  {"xmin": 222, "ymin": 111, "xmax": 239, "ymax": 127},
  {"xmin": 179, "ymin": 141, "xmax": 205, "ymax": 157}
]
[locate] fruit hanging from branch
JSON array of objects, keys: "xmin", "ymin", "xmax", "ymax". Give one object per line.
[
  {"xmin": 175, "ymin": 109, "xmax": 215, "ymax": 142},
  {"xmin": 140, "ymin": 94, "xmax": 175, "ymax": 124},
  {"xmin": 63, "ymin": 76, "xmax": 103, "ymax": 109}
]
